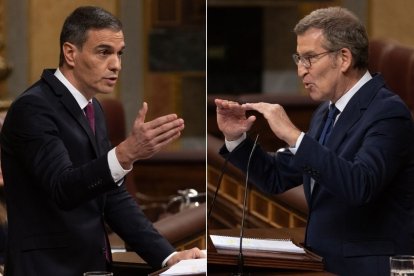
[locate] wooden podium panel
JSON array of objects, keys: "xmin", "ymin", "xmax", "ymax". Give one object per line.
[{"xmin": 208, "ymin": 228, "xmax": 334, "ymax": 276}]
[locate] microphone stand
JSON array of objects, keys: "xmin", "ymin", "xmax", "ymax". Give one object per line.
[
  {"xmin": 233, "ymin": 134, "xmax": 259, "ymax": 276},
  {"xmin": 207, "ymin": 152, "xmax": 233, "ymax": 221}
]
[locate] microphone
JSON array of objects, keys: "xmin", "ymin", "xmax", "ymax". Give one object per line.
[
  {"xmin": 207, "ymin": 133, "xmax": 259, "ymax": 275},
  {"xmin": 235, "ymin": 134, "xmax": 259, "ymax": 276},
  {"xmin": 207, "ymin": 148, "xmax": 234, "ymax": 223},
  {"xmin": 207, "ymin": 133, "xmax": 254, "ymax": 223}
]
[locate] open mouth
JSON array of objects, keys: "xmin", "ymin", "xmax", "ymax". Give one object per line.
[
  {"xmin": 304, "ymin": 82, "xmax": 312, "ymax": 89},
  {"xmin": 105, "ymin": 77, "xmax": 118, "ymax": 84}
]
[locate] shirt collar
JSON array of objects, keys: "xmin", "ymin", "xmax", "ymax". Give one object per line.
[
  {"xmin": 333, "ymin": 70, "xmax": 372, "ymax": 113},
  {"xmin": 54, "ymin": 68, "xmax": 90, "ymax": 110}
]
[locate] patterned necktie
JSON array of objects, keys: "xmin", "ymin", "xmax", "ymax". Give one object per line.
[
  {"xmin": 84, "ymin": 102, "xmax": 95, "ymax": 134},
  {"xmin": 318, "ymin": 104, "xmax": 340, "ymax": 145}
]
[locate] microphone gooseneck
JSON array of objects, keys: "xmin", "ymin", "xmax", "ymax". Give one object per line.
[
  {"xmin": 207, "ymin": 148, "xmax": 234, "ymax": 224},
  {"xmin": 235, "ymin": 134, "xmax": 259, "ymax": 276}
]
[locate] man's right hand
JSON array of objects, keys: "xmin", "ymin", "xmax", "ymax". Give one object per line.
[
  {"xmin": 115, "ymin": 102, "xmax": 185, "ymax": 169},
  {"xmin": 215, "ymin": 98, "xmax": 256, "ymax": 141}
]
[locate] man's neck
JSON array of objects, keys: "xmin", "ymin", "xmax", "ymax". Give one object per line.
[{"xmin": 332, "ymin": 68, "xmax": 367, "ymax": 103}]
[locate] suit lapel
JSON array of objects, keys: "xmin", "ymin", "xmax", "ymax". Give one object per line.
[
  {"xmin": 325, "ymin": 74, "xmax": 386, "ymax": 151},
  {"xmin": 61, "ymin": 94, "xmax": 99, "ymax": 155},
  {"xmin": 41, "ymin": 69, "xmax": 99, "ymax": 156},
  {"xmin": 303, "ymin": 103, "xmax": 329, "ymax": 201},
  {"xmin": 308, "ymin": 102, "xmax": 329, "ymax": 141},
  {"xmin": 94, "ymin": 99, "xmax": 112, "ymax": 155}
]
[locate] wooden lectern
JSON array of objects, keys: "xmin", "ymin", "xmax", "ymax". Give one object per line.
[{"xmin": 208, "ymin": 227, "xmax": 335, "ymax": 276}]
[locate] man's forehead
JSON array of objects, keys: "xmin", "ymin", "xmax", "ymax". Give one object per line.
[
  {"xmin": 298, "ymin": 28, "xmax": 324, "ymax": 41},
  {"xmin": 85, "ymin": 28, "xmax": 124, "ymax": 45},
  {"xmin": 297, "ymin": 28, "xmax": 325, "ymax": 51}
]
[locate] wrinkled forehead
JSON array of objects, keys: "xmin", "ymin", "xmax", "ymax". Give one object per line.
[{"xmin": 296, "ymin": 28, "xmax": 326, "ymax": 54}]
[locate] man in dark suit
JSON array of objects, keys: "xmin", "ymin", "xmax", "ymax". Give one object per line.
[
  {"xmin": 0, "ymin": 6, "xmax": 204, "ymax": 276},
  {"xmin": 215, "ymin": 7, "xmax": 414, "ymax": 276}
]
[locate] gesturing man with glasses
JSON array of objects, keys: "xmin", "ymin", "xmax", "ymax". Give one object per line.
[{"xmin": 214, "ymin": 7, "xmax": 414, "ymax": 276}]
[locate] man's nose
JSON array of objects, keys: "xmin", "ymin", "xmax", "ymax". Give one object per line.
[
  {"xmin": 297, "ymin": 62, "xmax": 308, "ymax": 78},
  {"xmin": 109, "ymin": 55, "xmax": 122, "ymax": 71}
]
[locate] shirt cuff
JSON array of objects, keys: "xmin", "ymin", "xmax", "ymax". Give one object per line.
[
  {"xmin": 288, "ymin": 132, "xmax": 305, "ymax": 155},
  {"xmin": 108, "ymin": 148, "xmax": 132, "ymax": 184},
  {"xmin": 162, "ymin": 251, "xmax": 177, "ymax": 267},
  {"xmin": 225, "ymin": 133, "xmax": 247, "ymax": 152}
]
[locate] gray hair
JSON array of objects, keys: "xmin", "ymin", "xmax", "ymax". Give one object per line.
[{"xmin": 294, "ymin": 7, "xmax": 368, "ymax": 70}]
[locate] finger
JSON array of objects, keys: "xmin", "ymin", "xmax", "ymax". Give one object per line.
[
  {"xmin": 151, "ymin": 123, "xmax": 184, "ymax": 145},
  {"xmin": 148, "ymin": 118, "xmax": 184, "ymax": 140},
  {"xmin": 150, "ymin": 130, "xmax": 182, "ymax": 153},
  {"xmin": 245, "ymin": 115, "xmax": 257, "ymax": 130},
  {"xmin": 216, "ymin": 98, "xmax": 230, "ymax": 110},
  {"xmin": 242, "ymin": 102, "xmax": 259, "ymax": 110},
  {"xmin": 215, "ymin": 98, "xmax": 224, "ymax": 107},
  {"xmin": 136, "ymin": 102, "xmax": 148, "ymax": 124},
  {"xmin": 224, "ymin": 101, "xmax": 241, "ymax": 108},
  {"xmin": 192, "ymin": 248, "xmax": 206, "ymax": 258},
  {"xmin": 146, "ymin": 114, "xmax": 180, "ymax": 130},
  {"xmin": 216, "ymin": 98, "xmax": 241, "ymax": 109},
  {"xmin": 247, "ymin": 115, "xmax": 256, "ymax": 124}
]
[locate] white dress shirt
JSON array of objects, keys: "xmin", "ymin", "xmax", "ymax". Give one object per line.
[{"xmin": 54, "ymin": 68, "xmax": 131, "ymax": 183}]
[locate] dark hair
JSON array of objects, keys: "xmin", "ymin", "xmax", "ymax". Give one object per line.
[
  {"xmin": 294, "ymin": 7, "xmax": 368, "ymax": 70},
  {"xmin": 59, "ymin": 6, "xmax": 123, "ymax": 66}
]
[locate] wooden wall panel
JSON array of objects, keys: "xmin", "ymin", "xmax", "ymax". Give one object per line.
[{"xmin": 369, "ymin": 0, "xmax": 414, "ymax": 47}]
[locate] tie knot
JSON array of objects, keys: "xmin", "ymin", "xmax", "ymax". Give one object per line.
[
  {"xmin": 318, "ymin": 103, "xmax": 340, "ymax": 145},
  {"xmin": 85, "ymin": 101, "xmax": 94, "ymax": 114},
  {"xmin": 327, "ymin": 104, "xmax": 339, "ymax": 119},
  {"xmin": 84, "ymin": 102, "xmax": 95, "ymax": 133}
]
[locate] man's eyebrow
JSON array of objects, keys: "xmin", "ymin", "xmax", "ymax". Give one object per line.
[
  {"xmin": 95, "ymin": 44, "xmax": 126, "ymax": 51},
  {"xmin": 96, "ymin": 44, "xmax": 113, "ymax": 50}
]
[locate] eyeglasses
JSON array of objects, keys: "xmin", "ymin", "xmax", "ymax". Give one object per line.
[{"xmin": 292, "ymin": 50, "xmax": 336, "ymax": 68}]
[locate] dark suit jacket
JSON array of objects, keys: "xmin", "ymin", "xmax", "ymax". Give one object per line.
[
  {"xmin": 0, "ymin": 69, "xmax": 175, "ymax": 276},
  {"xmin": 222, "ymin": 74, "xmax": 414, "ymax": 276}
]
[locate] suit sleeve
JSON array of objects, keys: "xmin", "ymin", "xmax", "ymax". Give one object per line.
[
  {"xmin": 1, "ymin": 94, "xmax": 117, "ymax": 210},
  {"xmin": 220, "ymin": 138, "xmax": 304, "ymax": 194},
  {"xmin": 103, "ymin": 187, "xmax": 175, "ymax": 269}
]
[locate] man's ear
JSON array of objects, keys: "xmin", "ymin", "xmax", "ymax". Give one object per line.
[
  {"xmin": 339, "ymin": 48, "xmax": 353, "ymax": 72},
  {"xmin": 62, "ymin": 42, "xmax": 77, "ymax": 67}
]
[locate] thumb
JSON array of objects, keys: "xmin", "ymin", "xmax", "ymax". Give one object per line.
[
  {"xmin": 137, "ymin": 102, "xmax": 148, "ymax": 123},
  {"xmin": 246, "ymin": 115, "xmax": 256, "ymax": 129}
]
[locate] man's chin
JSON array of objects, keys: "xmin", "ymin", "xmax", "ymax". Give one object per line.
[
  {"xmin": 98, "ymin": 86, "xmax": 116, "ymax": 95},
  {"xmin": 307, "ymin": 90, "xmax": 321, "ymax": 102}
]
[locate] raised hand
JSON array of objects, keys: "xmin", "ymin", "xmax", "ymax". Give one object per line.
[
  {"xmin": 116, "ymin": 102, "xmax": 185, "ymax": 169},
  {"xmin": 242, "ymin": 102, "xmax": 301, "ymax": 146},
  {"xmin": 215, "ymin": 98, "xmax": 256, "ymax": 141}
]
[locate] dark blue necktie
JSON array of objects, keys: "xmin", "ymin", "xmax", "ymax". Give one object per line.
[
  {"xmin": 318, "ymin": 104, "xmax": 339, "ymax": 145},
  {"xmin": 311, "ymin": 104, "xmax": 340, "ymax": 194}
]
